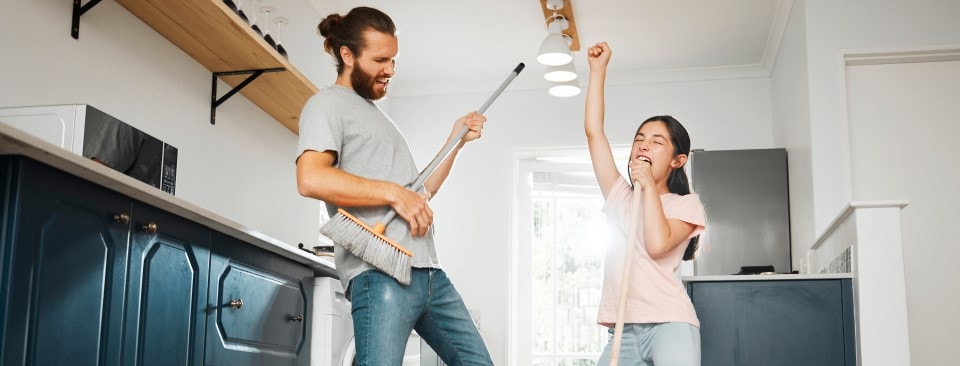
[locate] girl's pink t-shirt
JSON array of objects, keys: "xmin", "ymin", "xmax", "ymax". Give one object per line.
[{"xmin": 597, "ymin": 176, "xmax": 706, "ymax": 328}]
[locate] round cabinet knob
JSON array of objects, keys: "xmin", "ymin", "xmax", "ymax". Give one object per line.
[
  {"xmin": 142, "ymin": 223, "xmax": 158, "ymax": 234},
  {"xmin": 228, "ymin": 299, "xmax": 244, "ymax": 309},
  {"xmin": 289, "ymin": 314, "xmax": 304, "ymax": 322},
  {"xmin": 112, "ymin": 213, "xmax": 130, "ymax": 224}
]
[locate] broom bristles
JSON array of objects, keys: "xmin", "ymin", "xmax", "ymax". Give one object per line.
[{"xmin": 321, "ymin": 210, "xmax": 413, "ymax": 285}]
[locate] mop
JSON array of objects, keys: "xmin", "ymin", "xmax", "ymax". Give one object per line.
[
  {"xmin": 610, "ymin": 175, "xmax": 644, "ymax": 366},
  {"xmin": 320, "ymin": 63, "xmax": 525, "ymax": 285}
]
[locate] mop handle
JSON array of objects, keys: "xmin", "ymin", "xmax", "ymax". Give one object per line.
[
  {"xmin": 610, "ymin": 183, "xmax": 643, "ymax": 366},
  {"xmin": 379, "ymin": 63, "xmax": 525, "ymax": 227}
]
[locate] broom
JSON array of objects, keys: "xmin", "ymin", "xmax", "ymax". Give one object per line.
[
  {"xmin": 321, "ymin": 62, "xmax": 525, "ymax": 285},
  {"xmin": 610, "ymin": 175, "xmax": 645, "ymax": 366}
]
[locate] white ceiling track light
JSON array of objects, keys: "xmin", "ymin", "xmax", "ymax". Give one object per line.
[
  {"xmin": 537, "ymin": 0, "xmax": 573, "ymax": 66},
  {"xmin": 537, "ymin": 0, "xmax": 581, "ymax": 97}
]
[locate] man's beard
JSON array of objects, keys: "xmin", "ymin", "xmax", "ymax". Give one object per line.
[{"xmin": 350, "ymin": 64, "xmax": 388, "ymax": 100}]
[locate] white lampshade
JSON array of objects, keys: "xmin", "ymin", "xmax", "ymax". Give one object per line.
[
  {"xmin": 537, "ymin": 32, "xmax": 573, "ymax": 66},
  {"xmin": 548, "ymin": 79, "xmax": 581, "ymax": 97},
  {"xmin": 544, "ymin": 63, "xmax": 577, "ymax": 82}
]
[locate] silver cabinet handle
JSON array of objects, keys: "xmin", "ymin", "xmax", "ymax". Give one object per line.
[{"xmin": 228, "ymin": 299, "xmax": 244, "ymax": 309}]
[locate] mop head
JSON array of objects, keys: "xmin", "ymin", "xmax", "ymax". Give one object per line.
[{"xmin": 321, "ymin": 208, "xmax": 413, "ymax": 285}]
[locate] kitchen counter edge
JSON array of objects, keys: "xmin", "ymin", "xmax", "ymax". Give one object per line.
[{"xmin": 683, "ymin": 273, "xmax": 854, "ymax": 282}]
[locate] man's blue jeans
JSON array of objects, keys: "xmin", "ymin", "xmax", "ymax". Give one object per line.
[{"xmin": 349, "ymin": 268, "xmax": 494, "ymax": 366}]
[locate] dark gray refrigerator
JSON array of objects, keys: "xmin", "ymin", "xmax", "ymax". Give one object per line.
[{"xmin": 689, "ymin": 148, "xmax": 792, "ymax": 275}]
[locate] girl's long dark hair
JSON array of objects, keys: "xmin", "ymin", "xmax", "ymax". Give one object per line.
[{"xmin": 636, "ymin": 115, "xmax": 700, "ymax": 260}]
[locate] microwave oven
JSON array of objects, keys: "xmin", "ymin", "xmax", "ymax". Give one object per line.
[{"xmin": 0, "ymin": 104, "xmax": 177, "ymax": 194}]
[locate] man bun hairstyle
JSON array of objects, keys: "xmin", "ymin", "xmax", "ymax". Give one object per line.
[{"xmin": 317, "ymin": 7, "xmax": 396, "ymax": 74}]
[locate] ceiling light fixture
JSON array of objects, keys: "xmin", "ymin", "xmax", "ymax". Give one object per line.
[
  {"xmin": 537, "ymin": 0, "xmax": 581, "ymax": 97},
  {"xmin": 537, "ymin": 13, "xmax": 572, "ymax": 66},
  {"xmin": 538, "ymin": 0, "xmax": 579, "ymax": 50}
]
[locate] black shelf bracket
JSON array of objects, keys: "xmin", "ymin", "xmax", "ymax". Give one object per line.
[
  {"xmin": 72, "ymin": 0, "xmax": 103, "ymax": 39},
  {"xmin": 210, "ymin": 68, "xmax": 285, "ymax": 125}
]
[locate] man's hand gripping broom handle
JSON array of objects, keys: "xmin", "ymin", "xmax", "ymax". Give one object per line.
[{"xmin": 370, "ymin": 62, "xmax": 526, "ymax": 235}]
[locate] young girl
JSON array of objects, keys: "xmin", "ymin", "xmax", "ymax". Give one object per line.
[{"xmin": 585, "ymin": 42, "xmax": 706, "ymax": 366}]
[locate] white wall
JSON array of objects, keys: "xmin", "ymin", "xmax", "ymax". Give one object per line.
[
  {"xmin": 390, "ymin": 76, "xmax": 774, "ymax": 364},
  {"xmin": 777, "ymin": 1, "xmax": 960, "ymax": 364},
  {"xmin": 771, "ymin": 0, "xmax": 815, "ymax": 271},
  {"xmin": 846, "ymin": 60, "xmax": 960, "ymax": 366},
  {"xmin": 0, "ymin": 0, "xmax": 326, "ymax": 247},
  {"xmin": 802, "ymin": 0, "xmax": 960, "ymax": 233}
]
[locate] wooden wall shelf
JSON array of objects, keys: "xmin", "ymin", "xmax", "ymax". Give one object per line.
[{"xmin": 116, "ymin": 0, "xmax": 318, "ymax": 135}]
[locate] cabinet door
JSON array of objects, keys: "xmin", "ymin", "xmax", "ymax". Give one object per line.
[
  {"xmin": 0, "ymin": 157, "xmax": 130, "ymax": 366},
  {"xmin": 122, "ymin": 202, "xmax": 210, "ymax": 366},
  {"xmin": 689, "ymin": 279, "xmax": 856, "ymax": 366},
  {"xmin": 206, "ymin": 232, "xmax": 312, "ymax": 366}
]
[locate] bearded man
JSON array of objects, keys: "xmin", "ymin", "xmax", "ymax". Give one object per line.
[{"xmin": 295, "ymin": 6, "xmax": 493, "ymax": 366}]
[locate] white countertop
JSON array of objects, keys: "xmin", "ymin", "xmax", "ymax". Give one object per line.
[
  {"xmin": 0, "ymin": 124, "xmax": 337, "ymax": 276},
  {"xmin": 683, "ymin": 273, "xmax": 854, "ymax": 282}
]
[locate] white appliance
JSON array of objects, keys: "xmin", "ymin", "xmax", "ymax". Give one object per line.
[
  {"xmin": 311, "ymin": 277, "xmax": 421, "ymax": 366},
  {"xmin": 0, "ymin": 104, "xmax": 177, "ymax": 194},
  {"xmin": 0, "ymin": 104, "xmax": 86, "ymax": 151},
  {"xmin": 403, "ymin": 332, "xmax": 422, "ymax": 366},
  {"xmin": 312, "ymin": 277, "xmax": 354, "ymax": 366}
]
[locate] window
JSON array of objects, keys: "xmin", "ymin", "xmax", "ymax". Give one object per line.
[
  {"xmin": 531, "ymin": 186, "xmax": 606, "ymax": 365},
  {"xmin": 513, "ymin": 152, "xmax": 617, "ymax": 366}
]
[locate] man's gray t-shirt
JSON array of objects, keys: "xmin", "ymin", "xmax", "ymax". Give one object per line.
[{"xmin": 297, "ymin": 85, "xmax": 440, "ymax": 291}]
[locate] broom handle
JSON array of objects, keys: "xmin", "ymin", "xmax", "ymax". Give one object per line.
[
  {"xmin": 375, "ymin": 63, "xmax": 525, "ymax": 229},
  {"xmin": 610, "ymin": 182, "xmax": 643, "ymax": 366}
]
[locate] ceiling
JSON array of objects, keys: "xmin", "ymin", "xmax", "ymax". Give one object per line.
[{"xmin": 303, "ymin": 0, "xmax": 794, "ymax": 97}]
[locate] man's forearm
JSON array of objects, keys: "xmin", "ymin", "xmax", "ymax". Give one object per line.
[
  {"xmin": 422, "ymin": 139, "xmax": 466, "ymax": 197},
  {"xmin": 298, "ymin": 163, "xmax": 401, "ymax": 208}
]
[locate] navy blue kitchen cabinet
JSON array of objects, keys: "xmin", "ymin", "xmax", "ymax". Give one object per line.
[
  {"xmin": 0, "ymin": 156, "xmax": 313, "ymax": 365},
  {"xmin": 0, "ymin": 156, "xmax": 131, "ymax": 365},
  {"xmin": 205, "ymin": 231, "xmax": 311, "ymax": 365},
  {"xmin": 687, "ymin": 278, "xmax": 856, "ymax": 366},
  {"xmin": 122, "ymin": 201, "xmax": 211, "ymax": 366}
]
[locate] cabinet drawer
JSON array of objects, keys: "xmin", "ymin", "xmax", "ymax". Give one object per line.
[
  {"xmin": 216, "ymin": 262, "xmax": 306, "ymax": 349},
  {"xmin": 206, "ymin": 232, "xmax": 312, "ymax": 365}
]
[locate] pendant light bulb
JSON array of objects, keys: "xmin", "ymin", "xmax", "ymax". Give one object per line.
[{"xmin": 549, "ymin": 79, "xmax": 581, "ymax": 97}]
